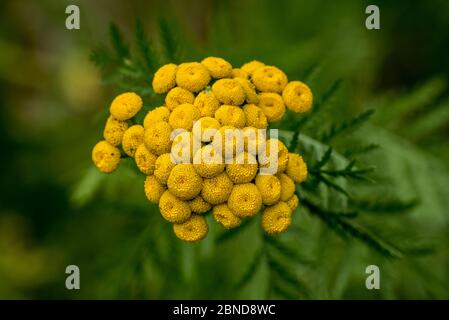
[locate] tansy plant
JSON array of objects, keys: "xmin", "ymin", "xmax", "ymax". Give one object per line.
[
  {"xmin": 82, "ymin": 20, "xmax": 428, "ymax": 298},
  {"xmin": 92, "ymin": 54, "xmax": 311, "ymax": 241}
]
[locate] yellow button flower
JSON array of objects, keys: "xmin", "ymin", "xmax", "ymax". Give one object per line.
[
  {"xmin": 258, "ymin": 93, "xmax": 285, "ymax": 122},
  {"xmin": 109, "ymin": 92, "xmax": 143, "ymax": 120},
  {"xmin": 165, "ymin": 87, "xmax": 195, "ymax": 111},
  {"xmin": 278, "ymin": 173, "xmax": 295, "ymax": 201},
  {"xmin": 261, "ymin": 202, "xmax": 292, "ymax": 234},
  {"xmin": 154, "ymin": 153, "xmax": 176, "ymax": 184},
  {"xmin": 212, "ymin": 79, "xmax": 245, "ymax": 106},
  {"xmin": 286, "ymin": 194, "xmax": 299, "ymax": 211},
  {"xmin": 103, "ymin": 116, "xmax": 128, "ymax": 146},
  {"xmin": 282, "ymin": 81, "xmax": 313, "ymax": 113},
  {"xmin": 231, "ymin": 68, "xmax": 249, "ymax": 79},
  {"xmin": 152, "ymin": 63, "xmax": 178, "ymax": 94},
  {"xmin": 169, "ymin": 103, "xmax": 200, "ymax": 131},
  {"xmin": 227, "ymin": 183, "xmax": 262, "ymax": 218},
  {"xmin": 214, "ymin": 105, "xmax": 246, "ymax": 128},
  {"xmin": 167, "ymin": 164, "xmax": 203, "ymax": 200},
  {"xmin": 259, "ymin": 139, "xmax": 289, "ymax": 174},
  {"xmin": 173, "ymin": 215, "xmax": 208, "ymax": 242},
  {"xmin": 226, "ymin": 152, "xmax": 258, "ymax": 184},
  {"xmin": 194, "ymin": 91, "xmax": 220, "ymax": 118},
  {"xmin": 242, "ymin": 126, "xmax": 266, "ymax": 156},
  {"xmin": 252, "ymin": 66, "xmax": 288, "ymax": 93},
  {"xmin": 159, "ymin": 190, "xmax": 191, "ymax": 223},
  {"xmin": 144, "ymin": 121, "xmax": 172, "ymax": 155},
  {"xmin": 255, "ymin": 174, "xmax": 281, "ymax": 205},
  {"xmin": 241, "ymin": 60, "xmax": 265, "ymax": 76},
  {"xmin": 193, "ymin": 145, "xmax": 225, "ymax": 178},
  {"xmin": 134, "ymin": 144, "xmax": 157, "ymax": 175},
  {"xmin": 286, "ymin": 153, "xmax": 308, "ymax": 183},
  {"xmin": 189, "ymin": 196, "xmax": 212, "ymax": 214},
  {"xmin": 201, "ymin": 172, "xmax": 234, "ymax": 205},
  {"xmin": 201, "ymin": 56, "xmax": 232, "ymax": 79},
  {"xmin": 243, "ymin": 104, "xmax": 268, "ymax": 129},
  {"xmin": 92, "ymin": 140, "xmax": 121, "ymax": 173},
  {"xmin": 176, "ymin": 62, "xmax": 211, "ymax": 93},
  {"xmin": 122, "ymin": 125, "xmax": 144, "ymax": 157},
  {"xmin": 143, "ymin": 106, "xmax": 170, "ymax": 128},
  {"xmin": 234, "ymin": 77, "xmax": 259, "ymax": 104},
  {"xmin": 213, "ymin": 203, "xmax": 241, "ymax": 229},
  {"xmin": 212, "ymin": 126, "xmax": 244, "ymax": 160},
  {"xmin": 144, "ymin": 175, "xmax": 166, "ymax": 203},
  {"xmin": 192, "ymin": 116, "xmax": 220, "ymax": 142}
]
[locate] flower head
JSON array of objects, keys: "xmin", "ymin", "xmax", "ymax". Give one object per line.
[
  {"xmin": 234, "ymin": 77, "xmax": 259, "ymax": 104},
  {"xmin": 213, "ymin": 203, "xmax": 241, "ymax": 229},
  {"xmin": 227, "ymin": 183, "xmax": 262, "ymax": 218},
  {"xmin": 189, "ymin": 196, "xmax": 212, "ymax": 214},
  {"xmin": 286, "ymin": 194, "xmax": 299, "ymax": 211},
  {"xmin": 159, "ymin": 190, "xmax": 191, "ymax": 223},
  {"xmin": 231, "ymin": 68, "xmax": 249, "ymax": 79},
  {"xmin": 201, "ymin": 172, "xmax": 234, "ymax": 205},
  {"xmin": 144, "ymin": 175, "xmax": 166, "ymax": 203},
  {"xmin": 143, "ymin": 106, "xmax": 170, "ymax": 128},
  {"xmin": 278, "ymin": 173, "xmax": 295, "ymax": 201},
  {"xmin": 122, "ymin": 125, "xmax": 144, "ymax": 157},
  {"xmin": 144, "ymin": 121, "xmax": 172, "ymax": 155},
  {"xmin": 167, "ymin": 164, "xmax": 203, "ymax": 200},
  {"xmin": 252, "ymin": 66, "xmax": 288, "ymax": 93},
  {"xmin": 201, "ymin": 57, "xmax": 232, "ymax": 79},
  {"xmin": 165, "ymin": 87, "xmax": 195, "ymax": 111},
  {"xmin": 152, "ymin": 63, "xmax": 177, "ymax": 94},
  {"xmin": 215, "ymin": 105, "xmax": 246, "ymax": 128},
  {"xmin": 169, "ymin": 103, "xmax": 200, "ymax": 131},
  {"xmin": 259, "ymin": 139, "xmax": 289, "ymax": 174},
  {"xmin": 241, "ymin": 60, "xmax": 265, "ymax": 76},
  {"xmin": 255, "ymin": 174, "xmax": 281, "ymax": 205},
  {"xmin": 226, "ymin": 152, "xmax": 258, "ymax": 184},
  {"xmin": 154, "ymin": 153, "xmax": 176, "ymax": 184},
  {"xmin": 194, "ymin": 91, "xmax": 220, "ymax": 118},
  {"xmin": 103, "ymin": 116, "xmax": 128, "ymax": 146},
  {"xmin": 192, "ymin": 116, "xmax": 220, "ymax": 142},
  {"xmin": 193, "ymin": 145, "xmax": 225, "ymax": 178},
  {"xmin": 92, "ymin": 140, "xmax": 121, "ymax": 173},
  {"xmin": 261, "ymin": 202, "xmax": 292, "ymax": 234},
  {"xmin": 282, "ymin": 81, "xmax": 313, "ymax": 113},
  {"xmin": 110, "ymin": 92, "xmax": 142, "ymax": 120},
  {"xmin": 243, "ymin": 104, "xmax": 268, "ymax": 129},
  {"xmin": 134, "ymin": 144, "xmax": 157, "ymax": 175},
  {"xmin": 173, "ymin": 215, "xmax": 208, "ymax": 242},
  {"xmin": 286, "ymin": 153, "xmax": 308, "ymax": 183},
  {"xmin": 258, "ymin": 93, "xmax": 285, "ymax": 122},
  {"xmin": 176, "ymin": 62, "xmax": 211, "ymax": 93},
  {"xmin": 212, "ymin": 79, "xmax": 245, "ymax": 106}
]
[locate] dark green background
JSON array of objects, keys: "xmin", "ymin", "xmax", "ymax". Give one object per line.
[{"xmin": 0, "ymin": 0, "xmax": 448, "ymax": 299}]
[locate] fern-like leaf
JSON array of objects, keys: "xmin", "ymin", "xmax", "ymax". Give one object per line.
[
  {"xmin": 158, "ymin": 17, "xmax": 178, "ymax": 62},
  {"xmin": 109, "ymin": 23, "xmax": 130, "ymax": 60},
  {"xmin": 134, "ymin": 18, "xmax": 157, "ymax": 73},
  {"xmin": 321, "ymin": 109, "xmax": 374, "ymax": 143}
]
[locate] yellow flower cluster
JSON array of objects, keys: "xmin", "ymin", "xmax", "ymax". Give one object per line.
[{"xmin": 92, "ymin": 57, "xmax": 312, "ymax": 242}]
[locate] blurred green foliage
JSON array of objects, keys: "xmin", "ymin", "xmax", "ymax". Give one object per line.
[{"xmin": 0, "ymin": 0, "xmax": 448, "ymax": 299}]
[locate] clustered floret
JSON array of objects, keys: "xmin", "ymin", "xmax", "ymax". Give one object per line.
[{"xmin": 92, "ymin": 57, "xmax": 312, "ymax": 242}]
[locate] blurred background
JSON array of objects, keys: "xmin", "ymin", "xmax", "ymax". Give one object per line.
[{"xmin": 0, "ymin": 0, "xmax": 448, "ymax": 299}]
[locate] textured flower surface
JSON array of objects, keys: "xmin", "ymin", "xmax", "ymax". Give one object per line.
[{"xmin": 91, "ymin": 57, "xmax": 312, "ymax": 242}]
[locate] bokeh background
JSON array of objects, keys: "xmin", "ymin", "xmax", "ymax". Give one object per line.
[{"xmin": 1, "ymin": 0, "xmax": 449, "ymax": 299}]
